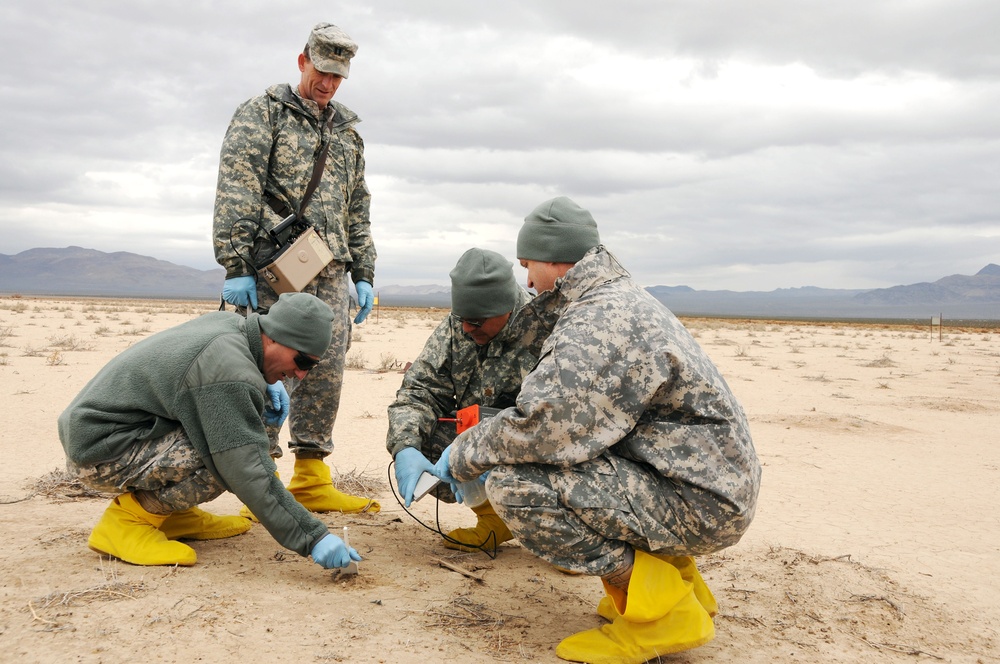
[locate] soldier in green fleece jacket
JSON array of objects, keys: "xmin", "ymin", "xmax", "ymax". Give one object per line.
[{"xmin": 58, "ymin": 292, "xmax": 362, "ymax": 570}]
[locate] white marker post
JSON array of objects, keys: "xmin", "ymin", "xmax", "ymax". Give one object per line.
[{"xmin": 340, "ymin": 526, "xmax": 359, "ymax": 576}]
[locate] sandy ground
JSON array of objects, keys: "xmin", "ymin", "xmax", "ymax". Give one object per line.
[{"xmin": 0, "ymin": 295, "xmax": 997, "ymax": 664}]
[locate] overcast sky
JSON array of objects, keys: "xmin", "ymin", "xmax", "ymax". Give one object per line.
[{"xmin": 2, "ymin": 0, "xmax": 998, "ymax": 291}]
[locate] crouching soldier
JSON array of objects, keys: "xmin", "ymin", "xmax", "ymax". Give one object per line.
[{"xmin": 59, "ymin": 292, "xmax": 362, "ymax": 571}]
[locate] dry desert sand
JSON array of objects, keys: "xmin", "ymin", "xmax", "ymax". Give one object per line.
[{"xmin": 0, "ymin": 295, "xmax": 998, "ymax": 664}]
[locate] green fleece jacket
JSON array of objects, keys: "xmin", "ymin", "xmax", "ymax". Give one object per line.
[{"xmin": 58, "ymin": 311, "xmax": 328, "ymax": 557}]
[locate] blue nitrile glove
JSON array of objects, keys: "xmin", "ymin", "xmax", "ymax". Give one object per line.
[
  {"xmin": 454, "ymin": 471, "xmax": 489, "ymax": 505},
  {"xmin": 222, "ymin": 276, "xmax": 258, "ymax": 310},
  {"xmin": 310, "ymin": 533, "xmax": 362, "ymax": 569},
  {"xmin": 263, "ymin": 381, "xmax": 289, "ymax": 427},
  {"xmin": 354, "ymin": 280, "xmax": 374, "ymax": 324},
  {"xmin": 431, "ymin": 443, "xmax": 457, "ymax": 485},
  {"xmin": 394, "ymin": 447, "xmax": 435, "ymax": 507}
]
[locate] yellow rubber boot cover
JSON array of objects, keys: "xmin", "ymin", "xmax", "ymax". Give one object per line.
[
  {"xmin": 596, "ymin": 579, "xmax": 626, "ymax": 621},
  {"xmin": 597, "ymin": 595, "xmax": 617, "ymax": 622},
  {"xmin": 287, "ymin": 458, "xmax": 380, "ymax": 513},
  {"xmin": 443, "ymin": 500, "xmax": 513, "ymax": 552},
  {"xmin": 88, "ymin": 493, "xmax": 197, "ymax": 566},
  {"xmin": 160, "ymin": 506, "xmax": 252, "ymax": 540},
  {"xmin": 598, "ymin": 555, "xmax": 717, "ymax": 621},
  {"xmin": 659, "ymin": 555, "xmax": 718, "ymax": 617},
  {"xmin": 240, "ymin": 471, "xmax": 279, "ymax": 522},
  {"xmin": 556, "ymin": 550, "xmax": 714, "ymax": 663}
]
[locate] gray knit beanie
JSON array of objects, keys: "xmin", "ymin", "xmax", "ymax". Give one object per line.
[
  {"xmin": 258, "ymin": 292, "xmax": 334, "ymax": 357},
  {"xmin": 516, "ymin": 196, "xmax": 601, "ymax": 263},
  {"xmin": 449, "ymin": 248, "xmax": 520, "ymax": 319}
]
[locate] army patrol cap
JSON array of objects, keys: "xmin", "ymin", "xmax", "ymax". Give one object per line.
[
  {"xmin": 259, "ymin": 292, "xmax": 335, "ymax": 357},
  {"xmin": 307, "ymin": 22, "xmax": 358, "ymax": 78},
  {"xmin": 450, "ymin": 248, "xmax": 521, "ymax": 319},
  {"xmin": 517, "ymin": 196, "xmax": 601, "ymax": 263}
]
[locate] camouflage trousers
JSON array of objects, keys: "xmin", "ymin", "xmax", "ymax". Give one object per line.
[
  {"xmin": 66, "ymin": 428, "xmax": 225, "ymax": 513},
  {"xmin": 255, "ymin": 261, "xmax": 352, "ymax": 459},
  {"xmin": 487, "ymin": 453, "xmax": 744, "ymax": 577}
]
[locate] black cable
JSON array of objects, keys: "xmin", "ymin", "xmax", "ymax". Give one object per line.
[{"xmin": 386, "ymin": 461, "xmax": 499, "ymax": 560}]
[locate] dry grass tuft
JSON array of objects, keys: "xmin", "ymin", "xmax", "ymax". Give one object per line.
[
  {"xmin": 345, "ymin": 349, "xmax": 367, "ymax": 370},
  {"xmin": 28, "ymin": 562, "xmax": 146, "ymax": 630},
  {"xmin": 426, "ymin": 595, "xmax": 519, "ymax": 628},
  {"xmin": 33, "ymin": 579, "xmax": 146, "ymax": 609},
  {"xmin": 865, "ymin": 354, "xmax": 897, "ymax": 368},
  {"xmin": 376, "ymin": 352, "xmax": 403, "ymax": 373},
  {"xmin": 17, "ymin": 468, "xmax": 116, "ymax": 503},
  {"xmin": 331, "ymin": 465, "xmax": 388, "ymax": 496},
  {"xmin": 426, "ymin": 595, "xmax": 531, "ymax": 658}
]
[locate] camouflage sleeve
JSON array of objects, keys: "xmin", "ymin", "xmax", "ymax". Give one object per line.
[
  {"xmin": 213, "ymin": 95, "xmax": 274, "ymax": 278},
  {"xmin": 344, "ymin": 129, "xmax": 375, "ymax": 285},
  {"xmin": 450, "ymin": 310, "xmax": 666, "ymax": 482},
  {"xmin": 386, "ymin": 317, "xmax": 459, "ymax": 458}
]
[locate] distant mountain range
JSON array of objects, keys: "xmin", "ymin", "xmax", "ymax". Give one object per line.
[
  {"xmin": 2, "ymin": 247, "xmax": 999, "ymax": 320},
  {"xmin": 0, "ymin": 247, "xmax": 225, "ymax": 299},
  {"xmin": 646, "ymin": 264, "xmax": 1000, "ymax": 319}
]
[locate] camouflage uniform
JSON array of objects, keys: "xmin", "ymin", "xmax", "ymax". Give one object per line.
[
  {"xmin": 255, "ymin": 262, "xmax": 352, "ymax": 459},
  {"xmin": 449, "ymin": 247, "xmax": 762, "ymax": 576},
  {"xmin": 67, "ymin": 428, "xmax": 225, "ymax": 513},
  {"xmin": 386, "ymin": 288, "xmax": 535, "ymax": 500},
  {"xmin": 213, "ymin": 83, "xmax": 375, "ymax": 458}
]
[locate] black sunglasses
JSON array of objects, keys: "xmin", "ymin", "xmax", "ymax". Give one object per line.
[
  {"xmin": 294, "ymin": 352, "xmax": 321, "ymax": 371},
  {"xmin": 450, "ymin": 313, "xmax": 486, "ymax": 329}
]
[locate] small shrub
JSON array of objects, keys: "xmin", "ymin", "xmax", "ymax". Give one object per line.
[
  {"xmin": 48, "ymin": 334, "xmax": 94, "ymax": 351},
  {"xmin": 345, "ymin": 350, "xmax": 366, "ymax": 370},
  {"xmin": 377, "ymin": 353, "xmax": 402, "ymax": 373},
  {"xmin": 864, "ymin": 354, "xmax": 896, "ymax": 368}
]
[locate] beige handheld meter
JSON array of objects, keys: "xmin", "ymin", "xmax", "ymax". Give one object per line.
[{"xmin": 258, "ymin": 227, "xmax": 334, "ymax": 294}]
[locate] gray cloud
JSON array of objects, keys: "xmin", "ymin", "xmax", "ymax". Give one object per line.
[{"xmin": 1, "ymin": 0, "xmax": 998, "ymax": 291}]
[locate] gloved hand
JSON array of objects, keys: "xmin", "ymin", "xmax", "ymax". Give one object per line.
[
  {"xmin": 310, "ymin": 533, "xmax": 362, "ymax": 569},
  {"xmin": 431, "ymin": 443, "xmax": 457, "ymax": 485},
  {"xmin": 454, "ymin": 471, "xmax": 489, "ymax": 505},
  {"xmin": 263, "ymin": 381, "xmax": 289, "ymax": 427},
  {"xmin": 354, "ymin": 280, "xmax": 374, "ymax": 324},
  {"xmin": 222, "ymin": 276, "xmax": 258, "ymax": 310},
  {"xmin": 394, "ymin": 447, "xmax": 435, "ymax": 507}
]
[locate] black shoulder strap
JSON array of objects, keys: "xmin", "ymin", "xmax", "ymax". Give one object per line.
[
  {"xmin": 264, "ymin": 112, "xmax": 334, "ymax": 221},
  {"xmin": 296, "ymin": 138, "xmax": 330, "ymax": 217}
]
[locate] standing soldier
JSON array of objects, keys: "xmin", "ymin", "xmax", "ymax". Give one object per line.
[{"xmin": 213, "ymin": 22, "xmax": 378, "ymax": 514}]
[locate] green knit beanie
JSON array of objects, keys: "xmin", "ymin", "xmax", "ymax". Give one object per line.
[
  {"xmin": 449, "ymin": 248, "xmax": 520, "ymax": 319},
  {"xmin": 516, "ymin": 196, "xmax": 601, "ymax": 262},
  {"xmin": 258, "ymin": 292, "xmax": 334, "ymax": 357}
]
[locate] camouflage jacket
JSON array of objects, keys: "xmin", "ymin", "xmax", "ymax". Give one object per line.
[
  {"xmin": 213, "ymin": 84, "xmax": 376, "ymax": 286},
  {"xmin": 451, "ymin": 246, "xmax": 761, "ymax": 522},
  {"xmin": 386, "ymin": 288, "xmax": 536, "ymax": 458}
]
